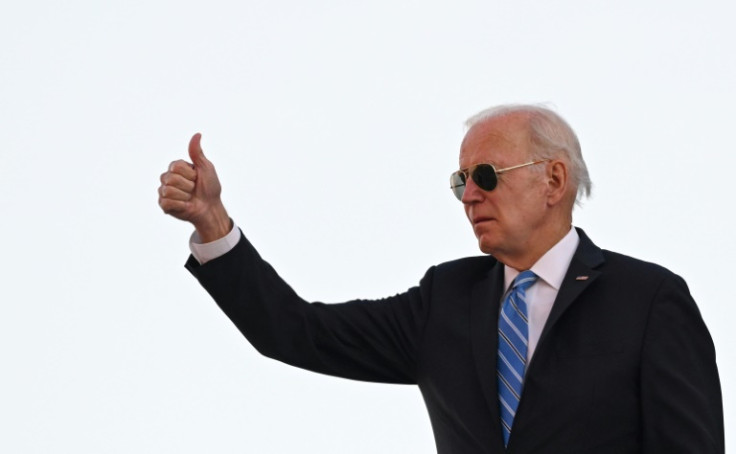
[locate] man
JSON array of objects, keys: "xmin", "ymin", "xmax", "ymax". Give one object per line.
[{"xmin": 159, "ymin": 105, "xmax": 724, "ymax": 453}]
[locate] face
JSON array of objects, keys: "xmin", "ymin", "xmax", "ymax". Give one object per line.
[{"xmin": 459, "ymin": 114, "xmax": 551, "ymax": 264}]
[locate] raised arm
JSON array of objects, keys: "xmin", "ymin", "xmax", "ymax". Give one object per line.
[{"xmin": 158, "ymin": 134, "xmax": 429, "ymax": 384}]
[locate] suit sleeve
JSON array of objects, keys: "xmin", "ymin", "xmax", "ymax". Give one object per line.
[
  {"xmin": 185, "ymin": 231, "xmax": 432, "ymax": 384},
  {"xmin": 640, "ymin": 273, "xmax": 724, "ymax": 453}
]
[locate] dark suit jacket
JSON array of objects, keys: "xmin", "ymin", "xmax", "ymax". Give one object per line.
[{"xmin": 186, "ymin": 228, "xmax": 724, "ymax": 453}]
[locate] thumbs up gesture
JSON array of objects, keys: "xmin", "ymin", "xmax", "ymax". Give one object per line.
[{"xmin": 159, "ymin": 133, "xmax": 231, "ymax": 242}]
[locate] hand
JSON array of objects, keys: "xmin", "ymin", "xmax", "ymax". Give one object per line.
[{"xmin": 159, "ymin": 133, "xmax": 231, "ymax": 242}]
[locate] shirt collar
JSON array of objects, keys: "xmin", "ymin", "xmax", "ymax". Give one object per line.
[{"xmin": 504, "ymin": 227, "xmax": 580, "ymax": 292}]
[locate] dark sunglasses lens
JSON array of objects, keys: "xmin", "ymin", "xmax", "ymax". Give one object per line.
[
  {"xmin": 450, "ymin": 172, "xmax": 466, "ymax": 200},
  {"xmin": 472, "ymin": 164, "xmax": 498, "ymax": 191}
]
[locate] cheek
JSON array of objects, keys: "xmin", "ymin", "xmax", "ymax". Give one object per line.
[{"xmin": 515, "ymin": 206, "xmax": 546, "ymax": 231}]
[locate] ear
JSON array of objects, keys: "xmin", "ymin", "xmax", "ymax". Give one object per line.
[{"xmin": 545, "ymin": 160, "xmax": 569, "ymax": 206}]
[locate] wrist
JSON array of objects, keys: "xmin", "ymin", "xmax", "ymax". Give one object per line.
[{"xmin": 194, "ymin": 203, "xmax": 232, "ymax": 243}]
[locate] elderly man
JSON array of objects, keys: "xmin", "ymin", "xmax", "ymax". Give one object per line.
[{"xmin": 159, "ymin": 105, "xmax": 724, "ymax": 453}]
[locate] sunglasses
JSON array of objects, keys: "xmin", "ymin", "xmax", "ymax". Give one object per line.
[{"xmin": 449, "ymin": 160, "xmax": 548, "ymax": 200}]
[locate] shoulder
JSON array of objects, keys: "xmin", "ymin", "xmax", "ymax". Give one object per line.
[
  {"xmin": 600, "ymin": 249, "xmax": 675, "ymax": 278},
  {"xmin": 598, "ymin": 249, "xmax": 689, "ymax": 290},
  {"xmin": 576, "ymin": 228, "xmax": 684, "ymax": 289},
  {"xmin": 589, "ymin": 249, "xmax": 696, "ymax": 312},
  {"xmin": 424, "ymin": 254, "xmax": 499, "ymax": 286}
]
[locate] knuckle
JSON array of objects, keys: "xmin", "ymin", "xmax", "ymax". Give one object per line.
[
  {"xmin": 168, "ymin": 161, "xmax": 197, "ymax": 180},
  {"xmin": 160, "ymin": 200, "xmax": 178, "ymax": 214},
  {"xmin": 158, "ymin": 198, "xmax": 169, "ymax": 211},
  {"xmin": 169, "ymin": 160, "xmax": 184, "ymax": 172},
  {"xmin": 160, "ymin": 172, "xmax": 172, "ymax": 184}
]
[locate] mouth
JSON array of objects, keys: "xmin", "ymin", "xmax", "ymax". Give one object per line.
[{"xmin": 472, "ymin": 216, "xmax": 495, "ymax": 226}]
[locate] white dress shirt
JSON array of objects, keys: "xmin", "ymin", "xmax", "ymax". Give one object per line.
[
  {"xmin": 190, "ymin": 224, "xmax": 580, "ymax": 362},
  {"xmin": 502, "ymin": 227, "xmax": 579, "ymax": 361},
  {"xmin": 189, "ymin": 223, "xmax": 241, "ymax": 265}
]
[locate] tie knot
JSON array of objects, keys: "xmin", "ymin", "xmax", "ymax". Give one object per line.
[{"xmin": 513, "ymin": 270, "xmax": 537, "ymax": 292}]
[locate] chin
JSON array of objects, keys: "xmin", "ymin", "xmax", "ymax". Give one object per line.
[{"xmin": 477, "ymin": 238, "xmax": 498, "ymax": 256}]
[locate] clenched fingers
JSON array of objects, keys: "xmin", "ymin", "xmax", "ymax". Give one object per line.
[
  {"xmin": 160, "ymin": 171, "xmax": 196, "ymax": 193},
  {"xmin": 168, "ymin": 159, "xmax": 197, "ymax": 180},
  {"xmin": 159, "ymin": 184, "xmax": 192, "ymax": 201},
  {"xmin": 158, "ymin": 197, "xmax": 190, "ymax": 217},
  {"xmin": 159, "ymin": 159, "xmax": 198, "ymax": 220}
]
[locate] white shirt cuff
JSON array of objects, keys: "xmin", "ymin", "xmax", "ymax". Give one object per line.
[{"xmin": 189, "ymin": 222, "xmax": 241, "ymax": 264}]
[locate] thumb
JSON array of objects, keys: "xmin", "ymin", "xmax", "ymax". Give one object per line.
[{"xmin": 188, "ymin": 132, "xmax": 208, "ymax": 167}]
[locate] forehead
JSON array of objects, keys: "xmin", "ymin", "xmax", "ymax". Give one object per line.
[{"xmin": 459, "ymin": 114, "xmax": 530, "ymax": 167}]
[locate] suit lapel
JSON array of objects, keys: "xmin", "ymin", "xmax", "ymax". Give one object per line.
[
  {"xmin": 469, "ymin": 259, "xmax": 507, "ymax": 448},
  {"xmin": 536, "ymin": 228, "xmax": 605, "ymax": 348}
]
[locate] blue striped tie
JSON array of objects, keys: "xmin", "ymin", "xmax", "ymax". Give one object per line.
[{"xmin": 497, "ymin": 270, "xmax": 537, "ymax": 446}]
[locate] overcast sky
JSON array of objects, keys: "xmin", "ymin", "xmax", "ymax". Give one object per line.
[{"xmin": 2, "ymin": 0, "xmax": 734, "ymax": 452}]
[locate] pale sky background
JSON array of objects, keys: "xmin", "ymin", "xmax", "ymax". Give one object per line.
[{"xmin": 1, "ymin": 0, "xmax": 733, "ymax": 452}]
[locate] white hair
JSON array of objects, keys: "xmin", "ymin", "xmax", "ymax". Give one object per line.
[{"xmin": 466, "ymin": 104, "xmax": 592, "ymax": 205}]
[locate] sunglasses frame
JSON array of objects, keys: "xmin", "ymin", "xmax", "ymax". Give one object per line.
[{"xmin": 450, "ymin": 159, "xmax": 548, "ymax": 200}]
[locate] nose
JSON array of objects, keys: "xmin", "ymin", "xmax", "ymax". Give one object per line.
[{"xmin": 461, "ymin": 176, "xmax": 484, "ymax": 204}]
